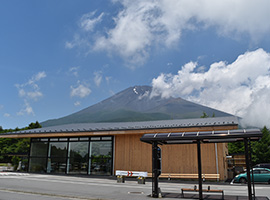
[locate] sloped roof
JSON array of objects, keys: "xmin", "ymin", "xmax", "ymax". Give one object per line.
[{"xmin": 2, "ymin": 116, "xmax": 238, "ymax": 137}]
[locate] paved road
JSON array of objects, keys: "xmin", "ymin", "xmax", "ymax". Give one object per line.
[{"xmin": 0, "ymin": 173, "xmax": 269, "ymax": 200}]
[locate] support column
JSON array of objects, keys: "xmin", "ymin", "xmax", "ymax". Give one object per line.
[
  {"xmin": 244, "ymin": 138, "xmax": 252, "ymax": 200},
  {"xmin": 197, "ymin": 140, "xmax": 203, "ymax": 200},
  {"xmin": 152, "ymin": 142, "xmax": 159, "ymax": 198},
  {"xmin": 249, "ymin": 140, "xmax": 256, "ymax": 199}
]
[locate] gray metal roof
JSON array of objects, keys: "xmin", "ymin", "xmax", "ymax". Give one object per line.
[{"xmin": 3, "ymin": 116, "xmax": 238, "ymax": 135}]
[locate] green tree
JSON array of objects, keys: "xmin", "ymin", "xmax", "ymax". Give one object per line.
[
  {"xmin": 0, "ymin": 121, "xmax": 41, "ymax": 168},
  {"xmin": 228, "ymin": 141, "xmax": 245, "ymax": 154},
  {"xmin": 27, "ymin": 121, "xmax": 42, "ymax": 129},
  {"xmin": 200, "ymin": 112, "xmax": 209, "ymax": 118},
  {"xmin": 252, "ymin": 126, "xmax": 270, "ymax": 164},
  {"xmin": 228, "ymin": 126, "xmax": 270, "ymax": 165}
]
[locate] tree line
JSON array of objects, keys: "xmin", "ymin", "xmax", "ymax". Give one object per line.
[
  {"xmin": 0, "ymin": 121, "xmax": 41, "ymax": 169},
  {"xmin": 228, "ymin": 126, "xmax": 270, "ymax": 164}
]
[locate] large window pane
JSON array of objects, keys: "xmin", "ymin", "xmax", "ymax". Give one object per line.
[
  {"xmin": 68, "ymin": 142, "xmax": 88, "ymax": 174},
  {"xmin": 47, "ymin": 142, "xmax": 68, "ymax": 173},
  {"xmin": 29, "ymin": 157, "xmax": 47, "ymax": 173},
  {"xmin": 48, "ymin": 157, "xmax": 67, "ymax": 173},
  {"xmin": 30, "ymin": 142, "xmax": 48, "ymax": 157},
  {"xmin": 49, "ymin": 142, "xmax": 67, "ymax": 157},
  {"xmin": 89, "ymin": 141, "xmax": 112, "ymax": 175},
  {"xmin": 91, "ymin": 141, "xmax": 112, "ymax": 157}
]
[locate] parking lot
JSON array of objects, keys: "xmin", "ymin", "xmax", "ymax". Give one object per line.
[{"xmin": 0, "ymin": 173, "xmax": 269, "ymax": 200}]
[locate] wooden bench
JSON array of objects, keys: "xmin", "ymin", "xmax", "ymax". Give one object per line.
[
  {"xmin": 148, "ymin": 173, "xmax": 220, "ymax": 180},
  {"xmin": 181, "ymin": 187, "xmax": 224, "ymax": 199}
]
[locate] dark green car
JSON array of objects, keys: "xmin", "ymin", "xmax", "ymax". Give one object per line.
[{"xmin": 232, "ymin": 168, "xmax": 270, "ymax": 184}]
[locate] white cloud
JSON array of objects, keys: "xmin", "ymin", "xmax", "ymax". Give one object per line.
[
  {"xmin": 138, "ymin": 90, "xmax": 150, "ymax": 100},
  {"xmin": 70, "ymin": 83, "xmax": 91, "ymax": 98},
  {"xmin": 105, "ymin": 76, "xmax": 111, "ymax": 84},
  {"xmin": 80, "ymin": 11, "xmax": 104, "ymax": 32},
  {"xmin": 16, "ymin": 71, "xmax": 46, "ymax": 101},
  {"xmin": 33, "ymin": 71, "xmax": 46, "ymax": 81},
  {"xmin": 65, "ymin": 11, "xmax": 103, "ymax": 50},
  {"xmin": 69, "ymin": 66, "xmax": 80, "ymax": 77},
  {"xmin": 67, "ymin": 0, "xmax": 270, "ymax": 67},
  {"xmin": 94, "ymin": 71, "xmax": 103, "ymax": 87},
  {"xmin": 65, "ymin": 34, "xmax": 90, "ymax": 50},
  {"xmin": 17, "ymin": 100, "xmax": 35, "ymax": 116},
  {"xmin": 74, "ymin": 101, "xmax": 81, "ymax": 107},
  {"xmin": 15, "ymin": 71, "xmax": 46, "ymax": 116},
  {"xmin": 4, "ymin": 113, "xmax": 11, "ymax": 117},
  {"xmin": 151, "ymin": 49, "xmax": 270, "ymax": 128},
  {"xmin": 65, "ymin": 41, "xmax": 75, "ymax": 49}
]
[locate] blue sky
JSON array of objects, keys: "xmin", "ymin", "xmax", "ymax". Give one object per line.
[{"xmin": 1, "ymin": 0, "xmax": 270, "ymax": 129}]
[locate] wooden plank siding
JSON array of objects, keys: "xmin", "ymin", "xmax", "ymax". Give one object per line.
[{"xmin": 114, "ymin": 125, "xmax": 236, "ymax": 180}]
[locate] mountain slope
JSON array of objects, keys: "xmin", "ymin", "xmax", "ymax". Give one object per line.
[{"xmin": 41, "ymin": 86, "xmax": 232, "ymax": 127}]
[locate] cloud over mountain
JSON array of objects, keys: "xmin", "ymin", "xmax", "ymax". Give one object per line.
[{"xmin": 151, "ymin": 49, "xmax": 270, "ymax": 128}]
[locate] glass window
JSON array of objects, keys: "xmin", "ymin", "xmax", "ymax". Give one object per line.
[
  {"xmin": 49, "ymin": 142, "xmax": 68, "ymax": 157},
  {"xmin": 29, "ymin": 157, "xmax": 47, "ymax": 173},
  {"xmin": 102, "ymin": 137, "xmax": 112, "ymax": 140},
  {"xmin": 91, "ymin": 137, "xmax": 101, "ymax": 141},
  {"xmin": 67, "ymin": 142, "xmax": 88, "ymax": 174},
  {"xmin": 80, "ymin": 137, "xmax": 89, "ymax": 141},
  {"xmin": 30, "ymin": 142, "xmax": 48, "ymax": 157},
  {"xmin": 47, "ymin": 142, "xmax": 68, "ymax": 173},
  {"xmin": 70, "ymin": 138, "xmax": 78, "ymax": 141},
  {"xmin": 48, "ymin": 157, "xmax": 67, "ymax": 173},
  {"xmin": 89, "ymin": 141, "xmax": 112, "ymax": 175}
]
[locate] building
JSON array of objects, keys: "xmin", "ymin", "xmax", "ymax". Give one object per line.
[{"xmin": 1, "ymin": 116, "xmax": 238, "ymax": 180}]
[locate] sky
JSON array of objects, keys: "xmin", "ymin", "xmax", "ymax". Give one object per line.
[{"xmin": 1, "ymin": 0, "xmax": 270, "ymax": 129}]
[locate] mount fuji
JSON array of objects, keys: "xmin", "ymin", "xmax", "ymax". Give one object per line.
[{"xmin": 41, "ymin": 86, "xmax": 232, "ymax": 127}]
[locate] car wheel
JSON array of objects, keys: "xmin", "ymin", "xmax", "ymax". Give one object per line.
[
  {"xmin": 268, "ymin": 179, "xmax": 270, "ymax": 184},
  {"xmin": 239, "ymin": 178, "xmax": 247, "ymax": 184}
]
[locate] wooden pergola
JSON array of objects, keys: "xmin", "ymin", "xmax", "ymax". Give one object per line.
[{"xmin": 140, "ymin": 129, "xmax": 262, "ymax": 200}]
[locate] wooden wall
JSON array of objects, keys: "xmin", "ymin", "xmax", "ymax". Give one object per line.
[
  {"xmin": 114, "ymin": 126, "xmax": 236, "ymax": 180},
  {"xmin": 114, "ymin": 134, "xmax": 152, "ymax": 172}
]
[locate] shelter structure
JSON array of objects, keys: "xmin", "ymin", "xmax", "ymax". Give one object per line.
[
  {"xmin": 1, "ymin": 116, "xmax": 238, "ymax": 180},
  {"xmin": 140, "ymin": 129, "xmax": 262, "ymax": 200}
]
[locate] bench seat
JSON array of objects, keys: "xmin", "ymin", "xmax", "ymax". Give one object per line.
[
  {"xmin": 148, "ymin": 173, "xmax": 220, "ymax": 180},
  {"xmin": 181, "ymin": 188, "xmax": 224, "ymax": 199}
]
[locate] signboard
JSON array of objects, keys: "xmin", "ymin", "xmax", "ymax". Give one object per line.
[{"xmin": 116, "ymin": 170, "xmax": 148, "ymax": 177}]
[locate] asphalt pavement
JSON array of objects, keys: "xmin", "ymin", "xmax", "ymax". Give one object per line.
[{"xmin": 0, "ymin": 173, "xmax": 269, "ymax": 200}]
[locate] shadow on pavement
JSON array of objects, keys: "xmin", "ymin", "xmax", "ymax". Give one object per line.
[{"xmin": 161, "ymin": 192, "xmax": 269, "ymax": 200}]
